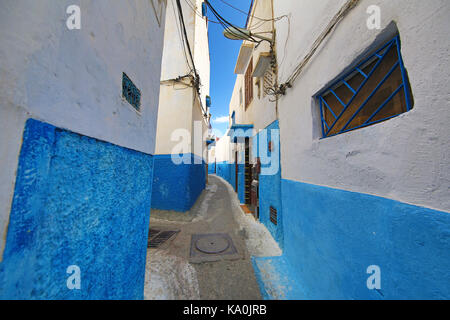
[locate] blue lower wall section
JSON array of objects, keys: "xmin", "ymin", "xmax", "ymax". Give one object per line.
[
  {"xmin": 252, "ymin": 256, "xmax": 306, "ymax": 300},
  {"xmin": 151, "ymin": 154, "xmax": 205, "ymax": 212},
  {"xmin": 208, "ymin": 162, "xmax": 216, "ymax": 174},
  {"xmin": 216, "ymin": 162, "xmax": 234, "ymax": 190},
  {"xmin": 215, "ymin": 120, "xmax": 284, "ymax": 231},
  {"xmin": 237, "ymin": 163, "xmax": 245, "ymax": 204},
  {"xmin": 215, "ymin": 161, "xmax": 245, "ymax": 203},
  {"xmin": 258, "ymin": 179, "xmax": 450, "ymax": 300},
  {"xmin": 253, "ymin": 121, "xmax": 284, "ymax": 248},
  {"xmin": 0, "ymin": 119, "xmax": 154, "ymax": 300}
]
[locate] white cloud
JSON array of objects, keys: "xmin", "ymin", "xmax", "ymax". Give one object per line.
[
  {"xmin": 212, "ymin": 116, "xmax": 229, "ymax": 124},
  {"xmin": 211, "ymin": 128, "xmax": 226, "ymax": 138}
]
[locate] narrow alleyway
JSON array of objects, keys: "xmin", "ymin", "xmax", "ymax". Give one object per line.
[{"xmin": 144, "ymin": 175, "xmax": 281, "ymax": 300}]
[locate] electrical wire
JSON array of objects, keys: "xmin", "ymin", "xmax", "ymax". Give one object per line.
[
  {"xmin": 160, "ymin": 73, "xmax": 195, "ymax": 90},
  {"xmin": 175, "ymin": 0, "xmax": 209, "ymax": 118},
  {"xmin": 217, "ymin": 0, "xmax": 288, "ymax": 31},
  {"xmin": 183, "ymin": 0, "xmax": 222, "ymax": 24},
  {"xmin": 176, "ymin": 0, "xmax": 200, "ymax": 85},
  {"xmin": 278, "ymin": 13, "xmax": 291, "ymax": 69},
  {"xmin": 247, "ymin": 19, "xmax": 269, "ymax": 31},
  {"xmin": 218, "ymin": 0, "xmax": 269, "ymax": 21},
  {"xmin": 270, "ymin": 0, "xmax": 360, "ymax": 98},
  {"xmin": 171, "ymin": 0, "xmax": 193, "ymax": 72},
  {"xmin": 204, "ymin": 0, "xmax": 261, "ymax": 44},
  {"xmin": 218, "ymin": 0, "xmax": 276, "ymax": 22}
]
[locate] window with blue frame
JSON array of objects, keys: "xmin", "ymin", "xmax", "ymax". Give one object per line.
[
  {"xmin": 122, "ymin": 72, "xmax": 141, "ymax": 112},
  {"xmin": 317, "ymin": 35, "xmax": 413, "ymax": 138}
]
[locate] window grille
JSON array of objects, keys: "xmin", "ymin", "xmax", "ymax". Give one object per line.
[
  {"xmin": 122, "ymin": 72, "xmax": 141, "ymax": 112},
  {"xmin": 270, "ymin": 206, "xmax": 277, "ymax": 226},
  {"xmin": 317, "ymin": 36, "xmax": 413, "ymax": 138},
  {"xmin": 263, "ymin": 69, "xmax": 273, "ymax": 98}
]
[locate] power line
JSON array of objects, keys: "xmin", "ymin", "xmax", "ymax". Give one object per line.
[
  {"xmin": 218, "ymin": 0, "xmax": 289, "ymax": 29},
  {"xmin": 171, "ymin": 0, "xmax": 192, "ymax": 72},
  {"xmin": 270, "ymin": 0, "xmax": 360, "ymax": 98},
  {"xmin": 218, "ymin": 0, "xmax": 271, "ymax": 22},
  {"xmin": 205, "ymin": 0, "xmax": 250, "ymax": 38},
  {"xmin": 204, "ymin": 0, "xmax": 260, "ymax": 43},
  {"xmin": 176, "ymin": 0, "xmax": 199, "ymax": 84},
  {"xmin": 175, "ymin": 0, "xmax": 209, "ymax": 117},
  {"xmin": 183, "ymin": 0, "xmax": 221, "ymax": 25}
]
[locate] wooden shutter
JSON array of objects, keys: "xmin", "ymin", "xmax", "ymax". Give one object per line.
[{"xmin": 245, "ymin": 58, "xmax": 253, "ymax": 109}]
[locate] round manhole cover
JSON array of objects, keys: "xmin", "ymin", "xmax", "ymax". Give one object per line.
[{"xmin": 195, "ymin": 236, "xmax": 230, "ymax": 254}]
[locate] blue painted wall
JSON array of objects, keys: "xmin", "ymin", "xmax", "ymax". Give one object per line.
[
  {"xmin": 237, "ymin": 163, "xmax": 245, "ymax": 204},
  {"xmin": 151, "ymin": 154, "xmax": 205, "ymax": 212},
  {"xmin": 273, "ymin": 179, "xmax": 450, "ymax": 300},
  {"xmin": 0, "ymin": 119, "xmax": 154, "ymax": 300},
  {"xmin": 253, "ymin": 121, "xmax": 284, "ymax": 248},
  {"xmin": 215, "ymin": 161, "xmax": 245, "ymax": 204},
  {"xmin": 216, "ymin": 162, "xmax": 232, "ymax": 189},
  {"xmin": 208, "ymin": 162, "xmax": 216, "ymax": 174},
  {"xmin": 252, "ymin": 255, "xmax": 307, "ymax": 300},
  {"xmin": 214, "ymin": 121, "xmax": 283, "ymax": 215}
]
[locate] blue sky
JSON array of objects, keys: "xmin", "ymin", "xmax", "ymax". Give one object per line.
[{"xmin": 206, "ymin": 0, "xmax": 252, "ymax": 138}]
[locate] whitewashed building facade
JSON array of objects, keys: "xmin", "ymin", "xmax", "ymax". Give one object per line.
[
  {"xmin": 214, "ymin": 0, "xmax": 450, "ymax": 300},
  {"xmin": 152, "ymin": 0, "xmax": 211, "ymax": 212}
]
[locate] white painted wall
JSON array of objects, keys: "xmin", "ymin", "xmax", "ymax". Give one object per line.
[
  {"xmin": 159, "ymin": 0, "xmax": 193, "ymax": 81},
  {"xmin": 194, "ymin": 0, "xmax": 211, "ymax": 114},
  {"xmin": 223, "ymin": 0, "xmax": 276, "ymax": 167},
  {"xmin": 193, "ymin": 0, "xmax": 210, "ymax": 161},
  {"xmin": 0, "ymin": 0, "xmax": 167, "ymax": 259},
  {"xmin": 274, "ymin": 0, "xmax": 450, "ymax": 211},
  {"xmin": 215, "ymin": 132, "xmax": 234, "ymax": 163},
  {"xmin": 156, "ymin": 84, "xmax": 195, "ymax": 155},
  {"xmin": 228, "ymin": 0, "xmax": 277, "ymax": 135},
  {"xmin": 208, "ymin": 144, "xmax": 216, "ymax": 165},
  {"xmin": 155, "ymin": 0, "xmax": 210, "ymax": 159},
  {"xmin": 229, "ymin": 75, "xmax": 245, "ymax": 127},
  {"xmin": 192, "ymin": 93, "xmax": 209, "ymax": 160}
]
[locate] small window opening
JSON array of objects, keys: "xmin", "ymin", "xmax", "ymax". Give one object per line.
[
  {"xmin": 122, "ymin": 72, "xmax": 141, "ymax": 112},
  {"xmin": 263, "ymin": 69, "xmax": 273, "ymax": 98},
  {"xmin": 270, "ymin": 206, "xmax": 277, "ymax": 226},
  {"xmin": 317, "ymin": 35, "xmax": 413, "ymax": 138}
]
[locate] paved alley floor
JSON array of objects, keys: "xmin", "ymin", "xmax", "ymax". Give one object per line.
[{"xmin": 144, "ymin": 175, "xmax": 281, "ymax": 300}]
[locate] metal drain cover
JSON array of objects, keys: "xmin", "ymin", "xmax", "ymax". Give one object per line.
[
  {"xmin": 195, "ymin": 235, "xmax": 230, "ymax": 254},
  {"xmin": 189, "ymin": 233, "xmax": 239, "ymax": 263}
]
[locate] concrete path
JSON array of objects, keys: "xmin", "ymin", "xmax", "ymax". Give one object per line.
[{"xmin": 144, "ymin": 175, "xmax": 281, "ymax": 300}]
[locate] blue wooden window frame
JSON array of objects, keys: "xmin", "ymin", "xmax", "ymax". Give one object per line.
[
  {"xmin": 122, "ymin": 72, "xmax": 141, "ymax": 112},
  {"xmin": 317, "ymin": 35, "xmax": 413, "ymax": 138}
]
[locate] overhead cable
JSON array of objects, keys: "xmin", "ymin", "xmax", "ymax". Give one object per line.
[
  {"xmin": 218, "ymin": 0, "xmax": 287, "ymax": 24},
  {"xmin": 171, "ymin": 0, "xmax": 192, "ymax": 71},
  {"xmin": 204, "ymin": 0, "xmax": 261, "ymax": 44},
  {"xmin": 176, "ymin": 0, "xmax": 199, "ymax": 83},
  {"xmin": 175, "ymin": 0, "xmax": 208, "ymax": 117},
  {"xmin": 183, "ymin": 0, "xmax": 221, "ymax": 25},
  {"xmin": 271, "ymin": 0, "xmax": 361, "ymax": 98}
]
